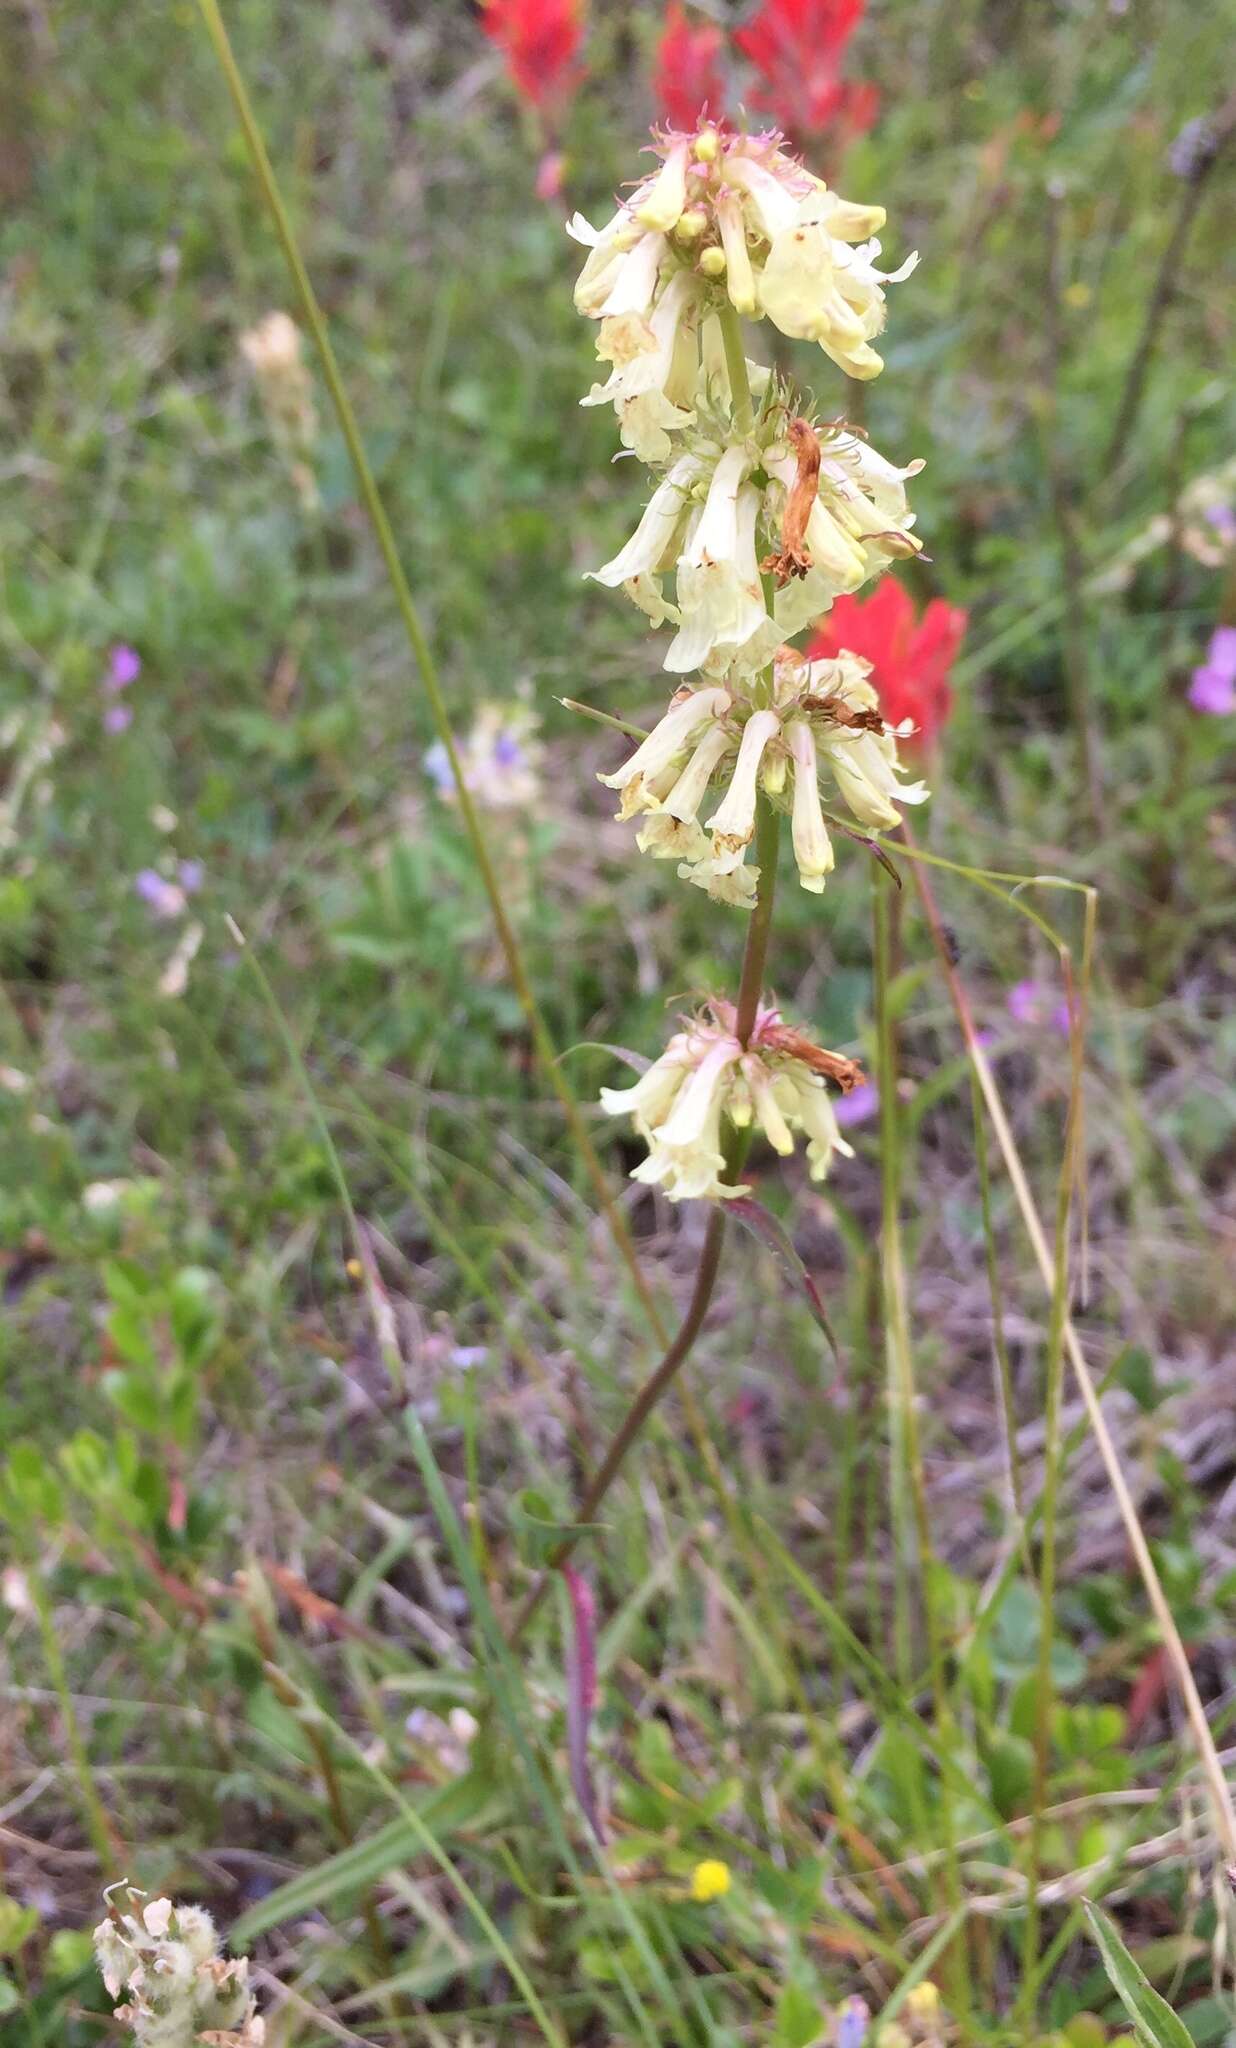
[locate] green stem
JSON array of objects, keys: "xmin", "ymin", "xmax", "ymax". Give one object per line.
[
  {"xmin": 735, "ymin": 800, "xmax": 780, "ymax": 1041},
  {"xmin": 510, "ymin": 812, "xmax": 779, "ymax": 1642},
  {"xmin": 1019, "ymin": 963, "xmax": 1087, "ymax": 2013},
  {"xmin": 873, "ymin": 871, "xmax": 966, "ymax": 2006},
  {"xmin": 193, "ymin": 0, "xmax": 667, "ymax": 1352},
  {"xmin": 717, "ymin": 302, "xmax": 755, "ymax": 437}
]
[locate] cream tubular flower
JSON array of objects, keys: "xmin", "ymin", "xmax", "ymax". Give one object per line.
[
  {"xmin": 715, "ymin": 191, "xmax": 758, "ymax": 316},
  {"xmin": 598, "ymin": 1039, "xmax": 693, "ymax": 1131},
  {"xmin": 665, "ymin": 447, "xmax": 768, "ymax": 674},
  {"xmin": 582, "ymin": 271, "xmax": 701, "ymax": 461},
  {"xmin": 801, "ymin": 655, "xmax": 929, "ymax": 828},
  {"xmin": 821, "ymin": 725, "xmax": 929, "ymax": 828},
  {"xmin": 706, "ymin": 707, "xmax": 781, "ymax": 869},
  {"xmin": 636, "ymin": 811, "xmax": 711, "ymax": 863},
  {"xmin": 569, "ymin": 210, "xmax": 640, "ymax": 316},
  {"xmin": 785, "ymin": 718, "xmax": 835, "ymax": 893},
  {"xmin": 661, "ymin": 720, "xmax": 734, "ymax": 822},
  {"xmin": 598, "ymin": 685, "xmax": 731, "ymax": 816},
  {"xmin": 758, "ymin": 191, "xmax": 916, "ymax": 380},
  {"xmin": 589, "ymin": 453, "xmax": 702, "ymax": 610},
  {"xmin": 786, "ymin": 1071, "xmax": 854, "ymax": 1180},
  {"xmin": 602, "ymin": 1027, "xmax": 743, "ymax": 1203},
  {"xmin": 740, "ymin": 1056, "xmax": 795, "ymax": 1154},
  {"xmin": 598, "ymin": 229, "xmax": 667, "ymax": 317},
  {"xmin": 721, "ymin": 153, "xmax": 802, "ymax": 242},
  {"xmin": 680, "ymin": 855, "xmax": 760, "ymax": 908},
  {"xmin": 765, "ymin": 430, "xmax": 923, "ymax": 641},
  {"xmin": 635, "ymin": 138, "xmax": 693, "ymax": 232}
]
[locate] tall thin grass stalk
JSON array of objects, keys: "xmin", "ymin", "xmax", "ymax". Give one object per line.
[
  {"xmin": 909, "ymin": 850, "xmax": 1236, "ymax": 1866},
  {"xmin": 510, "ymin": 797, "xmax": 782, "ymax": 1639},
  {"xmin": 969, "ymin": 1070, "xmax": 1030, "ymax": 1566},
  {"xmin": 1101, "ymin": 86, "xmax": 1236, "ymax": 477},
  {"xmin": 234, "ymin": 922, "xmax": 694, "ymax": 2045},
  {"xmin": 1019, "ymin": 947, "xmax": 1088, "ymax": 2011},
  {"xmin": 192, "ymin": 0, "xmax": 666, "ymax": 1350},
  {"xmin": 872, "ymin": 870, "xmax": 965, "ymax": 2010}
]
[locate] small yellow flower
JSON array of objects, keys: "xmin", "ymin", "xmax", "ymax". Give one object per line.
[
  {"xmin": 1064, "ymin": 281, "xmax": 1093, "ymax": 309},
  {"xmin": 690, "ymin": 1858, "xmax": 732, "ymax": 1902},
  {"xmin": 906, "ymin": 1981, "xmax": 941, "ymax": 2019}
]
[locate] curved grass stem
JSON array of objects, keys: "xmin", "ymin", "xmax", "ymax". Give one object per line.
[
  {"xmin": 510, "ymin": 803, "xmax": 782, "ymax": 1642},
  {"xmin": 193, "ymin": 0, "xmax": 666, "ymax": 1351},
  {"xmin": 906, "ymin": 826, "xmax": 1236, "ymax": 1868}
]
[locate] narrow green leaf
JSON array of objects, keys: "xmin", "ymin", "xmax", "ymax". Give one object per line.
[
  {"xmin": 229, "ymin": 1775, "xmax": 507, "ymax": 1942},
  {"xmin": 1083, "ymin": 1901, "xmax": 1196, "ymax": 2048}
]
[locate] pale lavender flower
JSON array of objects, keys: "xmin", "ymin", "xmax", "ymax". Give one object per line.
[
  {"xmin": 135, "ymin": 869, "xmax": 186, "ymax": 919},
  {"xmin": 1189, "ymin": 625, "xmax": 1236, "ymax": 715},
  {"xmin": 424, "ymin": 703, "xmax": 542, "ymax": 811},
  {"xmin": 1189, "ymin": 668, "xmax": 1236, "ymax": 715},
  {"xmin": 424, "ymin": 739, "xmax": 453, "ymax": 794},
  {"xmin": 835, "ymin": 1996, "xmax": 870, "ymax": 2048},
  {"xmin": 834, "ymin": 1081, "xmax": 879, "ymax": 1128},
  {"xmin": 178, "ymin": 859, "xmax": 205, "ymax": 894},
  {"xmin": 107, "ymin": 644, "xmax": 142, "ymax": 692},
  {"xmin": 1007, "ymin": 979, "xmax": 1044, "ymax": 1026},
  {"xmin": 1168, "ymin": 115, "xmax": 1214, "ymax": 180},
  {"xmin": 1008, "ymin": 980, "xmax": 1070, "ymax": 1034},
  {"xmin": 103, "ymin": 704, "xmax": 133, "ymax": 735},
  {"xmin": 1205, "ymin": 504, "xmax": 1236, "ymax": 541}
]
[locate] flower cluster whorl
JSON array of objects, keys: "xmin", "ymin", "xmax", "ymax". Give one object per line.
[
  {"xmin": 599, "ymin": 648, "xmax": 927, "ymax": 905},
  {"xmin": 94, "ymin": 1893, "xmax": 263, "ymax": 2048},
  {"xmin": 600, "ymin": 1001, "xmax": 864, "ymax": 1202}
]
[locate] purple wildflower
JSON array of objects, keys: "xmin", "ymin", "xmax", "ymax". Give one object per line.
[
  {"xmin": 834, "ymin": 1081, "xmax": 879, "ymax": 1128},
  {"xmin": 134, "ymin": 869, "xmax": 186, "ymax": 920},
  {"xmin": 1008, "ymin": 981, "xmax": 1071, "ymax": 1035},
  {"xmin": 107, "ymin": 645, "xmax": 142, "ymax": 692},
  {"xmin": 492, "ymin": 731, "xmax": 524, "ymax": 768},
  {"xmin": 1007, "ymin": 979, "xmax": 1045, "ymax": 1026},
  {"xmin": 424, "ymin": 740, "xmax": 453, "ymax": 794},
  {"xmin": 1189, "ymin": 625, "xmax": 1236, "ymax": 715},
  {"xmin": 103, "ymin": 705, "xmax": 134, "ymax": 735},
  {"xmin": 835, "ymin": 1997, "xmax": 870, "ymax": 2048},
  {"xmin": 1204, "ymin": 504, "xmax": 1236, "ymax": 541},
  {"xmin": 178, "ymin": 860, "xmax": 204, "ymax": 894}
]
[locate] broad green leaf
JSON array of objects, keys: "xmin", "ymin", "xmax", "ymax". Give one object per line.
[
  {"xmin": 1083, "ymin": 1901, "xmax": 1195, "ymax": 2048},
  {"xmin": 775, "ymin": 1980, "xmax": 825, "ymax": 2048}
]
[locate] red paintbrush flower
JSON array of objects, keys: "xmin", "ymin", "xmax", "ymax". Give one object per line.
[
  {"xmin": 653, "ymin": 4, "xmax": 728, "ymax": 131},
  {"xmin": 809, "ymin": 580, "xmax": 968, "ymax": 744},
  {"xmin": 482, "ymin": 0, "xmax": 585, "ymax": 115},
  {"xmin": 734, "ymin": 0, "xmax": 878, "ymax": 156}
]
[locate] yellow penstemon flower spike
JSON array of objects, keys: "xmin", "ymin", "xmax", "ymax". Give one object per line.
[{"xmin": 570, "ymin": 116, "xmax": 928, "ymax": 1201}]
